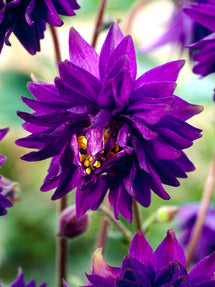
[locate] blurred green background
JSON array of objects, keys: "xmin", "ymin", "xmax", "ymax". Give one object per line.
[{"xmin": 0, "ymin": 0, "xmax": 215, "ymax": 286}]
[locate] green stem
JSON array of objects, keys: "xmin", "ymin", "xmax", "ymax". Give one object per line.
[
  {"xmin": 133, "ymin": 199, "xmax": 142, "ymax": 231},
  {"xmin": 100, "ymin": 206, "xmax": 132, "ymax": 243}
]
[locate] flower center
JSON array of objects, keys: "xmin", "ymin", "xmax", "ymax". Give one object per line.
[{"xmin": 77, "ymin": 135, "xmax": 120, "ymax": 175}]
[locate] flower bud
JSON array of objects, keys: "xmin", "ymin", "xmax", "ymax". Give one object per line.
[
  {"xmin": 58, "ymin": 205, "xmax": 89, "ymax": 239},
  {"xmin": 156, "ymin": 206, "xmax": 179, "ymax": 223}
]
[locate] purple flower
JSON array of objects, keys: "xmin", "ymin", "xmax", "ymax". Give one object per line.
[
  {"xmin": 0, "ymin": 127, "xmax": 14, "ymax": 216},
  {"xmin": 184, "ymin": 0, "xmax": 215, "ymax": 76},
  {"xmin": 16, "ymin": 22, "xmax": 202, "ymax": 222},
  {"xmin": 82, "ymin": 229, "xmax": 215, "ymax": 287},
  {"xmin": 176, "ymin": 204, "xmax": 215, "ymax": 264},
  {"xmin": 141, "ymin": 0, "xmax": 211, "ymax": 56},
  {"xmin": 0, "ymin": 0, "xmax": 80, "ymax": 54},
  {"xmin": 1, "ymin": 268, "xmax": 46, "ymax": 287}
]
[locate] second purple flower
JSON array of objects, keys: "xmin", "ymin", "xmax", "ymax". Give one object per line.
[{"xmin": 16, "ymin": 22, "xmax": 203, "ymax": 222}]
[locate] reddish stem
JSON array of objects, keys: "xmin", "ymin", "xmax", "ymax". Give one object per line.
[
  {"xmin": 91, "ymin": 0, "xmax": 108, "ymax": 48},
  {"xmin": 57, "ymin": 195, "xmax": 68, "ymax": 287},
  {"xmin": 49, "ymin": 25, "xmax": 67, "ymax": 287},
  {"xmin": 50, "ymin": 25, "xmax": 62, "ymax": 64},
  {"xmin": 186, "ymin": 152, "xmax": 215, "ymax": 269},
  {"xmin": 95, "ymin": 200, "xmax": 111, "ymax": 250},
  {"xmin": 125, "ymin": 0, "xmax": 151, "ymax": 35}
]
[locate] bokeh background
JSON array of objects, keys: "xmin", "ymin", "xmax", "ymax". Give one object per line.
[{"xmin": 0, "ymin": 0, "xmax": 214, "ymax": 286}]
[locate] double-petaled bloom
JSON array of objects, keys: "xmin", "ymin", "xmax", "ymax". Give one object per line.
[
  {"xmin": 0, "ymin": 127, "xmax": 15, "ymax": 216},
  {"xmin": 0, "ymin": 0, "xmax": 80, "ymax": 54},
  {"xmin": 0, "ymin": 268, "xmax": 46, "ymax": 287},
  {"xmin": 17, "ymin": 22, "xmax": 202, "ymax": 222},
  {"xmin": 82, "ymin": 229, "xmax": 215, "ymax": 287},
  {"xmin": 184, "ymin": 0, "xmax": 215, "ymax": 76},
  {"xmin": 141, "ymin": 0, "xmax": 212, "ymax": 56},
  {"xmin": 176, "ymin": 204, "xmax": 215, "ymax": 264}
]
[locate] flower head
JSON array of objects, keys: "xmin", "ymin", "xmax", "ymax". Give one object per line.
[
  {"xmin": 176, "ymin": 204, "xmax": 215, "ymax": 264},
  {"xmin": 2, "ymin": 268, "xmax": 46, "ymax": 287},
  {"xmin": 17, "ymin": 22, "xmax": 202, "ymax": 222},
  {"xmin": 141, "ymin": 0, "xmax": 212, "ymax": 57},
  {"xmin": 0, "ymin": 127, "xmax": 15, "ymax": 216},
  {"xmin": 84, "ymin": 229, "xmax": 215, "ymax": 287},
  {"xmin": 0, "ymin": 0, "xmax": 80, "ymax": 54},
  {"xmin": 184, "ymin": 0, "xmax": 215, "ymax": 76}
]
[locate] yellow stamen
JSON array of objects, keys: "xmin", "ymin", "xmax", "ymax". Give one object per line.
[
  {"xmin": 114, "ymin": 143, "xmax": 119, "ymax": 153},
  {"xmin": 86, "ymin": 167, "xmax": 91, "ymax": 174},
  {"xmin": 93, "ymin": 161, "xmax": 101, "ymax": 168},
  {"xmin": 84, "ymin": 155, "xmax": 93, "ymax": 167},
  {"xmin": 80, "ymin": 154, "xmax": 87, "ymax": 162},
  {"xmin": 78, "ymin": 136, "xmax": 87, "ymax": 150}
]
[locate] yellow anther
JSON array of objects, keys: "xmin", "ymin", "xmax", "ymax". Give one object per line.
[
  {"xmin": 86, "ymin": 167, "xmax": 91, "ymax": 174},
  {"xmin": 84, "ymin": 155, "xmax": 94, "ymax": 167},
  {"xmin": 84, "ymin": 159, "xmax": 91, "ymax": 167},
  {"xmin": 77, "ymin": 136, "xmax": 87, "ymax": 150},
  {"xmin": 100, "ymin": 151, "xmax": 104, "ymax": 154},
  {"xmin": 93, "ymin": 161, "xmax": 101, "ymax": 168},
  {"xmin": 80, "ymin": 154, "xmax": 87, "ymax": 162},
  {"xmin": 87, "ymin": 155, "xmax": 93, "ymax": 163},
  {"xmin": 114, "ymin": 143, "xmax": 119, "ymax": 153}
]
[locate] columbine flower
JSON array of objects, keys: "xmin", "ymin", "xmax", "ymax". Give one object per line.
[
  {"xmin": 16, "ymin": 22, "xmax": 202, "ymax": 222},
  {"xmin": 0, "ymin": 127, "xmax": 14, "ymax": 216},
  {"xmin": 0, "ymin": 0, "xmax": 80, "ymax": 54},
  {"xmin": 184, "ymin": 0, "xmax": 215, "ymax": 76},
  {"xmin": 83, "ymin": 229, "xmax": 215, "ymax": 287},
  {"xmin": 141, "ymin": 0, "xmax": 212, "ymax": 56},
  {"xmin": 58, "ymin": 205, "xmax": 89, "ymax": 238},
  {"xmin": 2, "ymin": 268, "xmax": 46, "ymax": 287},
  {"xmin": 176, "ymin": 204, "xmax": 215, "ymax": 264}
]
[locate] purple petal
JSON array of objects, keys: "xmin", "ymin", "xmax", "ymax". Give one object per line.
[
  {"xmin": 184, "ymin": 4, "xmax": 215, "ymax": 32},
  {"xmin": 0, "ymin": 155, "xmax": 6, "ymax": 167},
  {"xmin": 131, "ymin": 81, "xmax": 177, "ymax": 103},
  {"xmin": 189, "ymin": 251, "xmax": 215, "ymax": 285},
  {"xmin": 58, "ymin": 60, "xmax": 101, "ymax": 101},
  {"xmin": 145, "ymin": 138, "xmax": 181, "ymax": 160},
  {"xmin": 86, "ymin": 128, "xmax": 104, "ymax": 157},
  {"xmin": 125, "ymin": 115, "xmax": 158, "ymax": 140},
  {"xmin": 69, "ymin": 28, "xmax": 99, "ymax": 78},
  {"xmin": 118, "ymin": 186, "xmax": 133, "ymax": 222},
  {"xmin": 92, "ymin": 248, "xmax": 120, "ymax": 280},
  {"xmin": 76, "ymin": 177, "xmax": 108, "ymax": 219},
  {"xmin": 129, "ymin": 230, "xmax": 158, "ymax": 270},
  {"xmin": 134, "ymin": 60, "xmax": 185, "ymax": 90},
  {"xmin": 168, "ymin": 97, "xmax": 203, "ymax": 121},
  {"xmin": 99, "ymin": 22, "xmax": 124, "ymax": 81},
  {"xmin": 155, "ymin": 229, "xmax": 186, "ymax": 268},
  {"xmin": 0, "ymin": 128, "xmax": 9, "ymax": 141},
  {"xmin": 27, "ymin": 82, "xmax": 61, "ymax": 103},
  {"xmin": 133, "ymin": 170, "xmax": 151, "ymax": 207}
]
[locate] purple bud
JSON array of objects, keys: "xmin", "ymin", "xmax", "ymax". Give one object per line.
[{"xmin": 58, "ymin": 205, "xmax": 89, "ymax": 239}]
